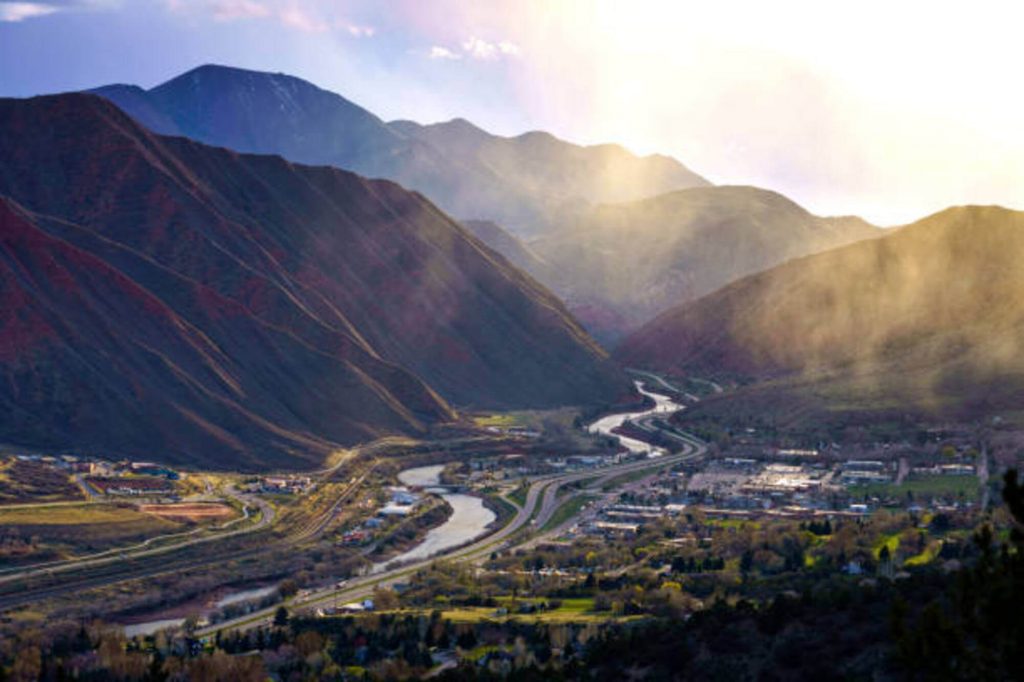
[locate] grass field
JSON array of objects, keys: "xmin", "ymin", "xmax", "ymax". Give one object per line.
[
  {"xmin": 600, "ymin": 467, "xmax": 661, "ymax": 491},
  {"xmin": 0, "ymin": 504, "xmax": 158, "ymax": 525},
  {"xmin": 904, "ymin": 541, "xmax": 943, "ymax": 567},
  {"xmin": 472, "ymin": 414, "xmax": 521, "ymax": 429},
  {"xmin": 541, "ymin": 495, "xmax": 597, "ymax": 534},
  {"xmin": 374, "ymin": 597, "xmax": 636, "ymax": 624},
  {"xmin": 507, "ymin": 485, "xmax": 529, "ymax": 508},
  {"xmin": 472, "ymin": 407, "xmax": 581, "ymax": 432},
  {"xmin": 0, "ymin": 503, "xmax": 183, "ymax": 558},
  {"xmin": 850, "ymin": 474, "xmax": 979, "ymax": 502},
  {"xmin": 873, "ymin": 532, "xmax": 900, "ymax": 559}
]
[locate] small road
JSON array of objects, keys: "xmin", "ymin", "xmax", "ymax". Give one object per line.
[
  {"xmin": 896, "ymin": 457, "xmax": 910, "ymax": 485},
  {"xmin": 197, "ymin": 431, "xmax": 706, "ymax": 637},
  {"xmin": 0, "ymin": 488, "xmax": 274, "ymax": 583},
  {"xmin": 3, "ymin": 374, "xmax": 702, "ymax": 626},
  {"xmin": 0, "ymin": 462, "xmax": 374, "ymax": 609},
  {"xmin": 76, "ymin": 474, "xmax": 100, "ymax": 499}
]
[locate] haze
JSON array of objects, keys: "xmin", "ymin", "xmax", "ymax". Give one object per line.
[{"xmin": 2, "ymin": 0, "xmax": 1022, "ymax": 223}]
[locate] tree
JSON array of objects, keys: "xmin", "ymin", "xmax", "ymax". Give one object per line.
[
  {"xmin": 740, "ymin": 549, "xmax": 754, "ymax": 578},
  {"xmin": 372, "ymin": 586, "xmax": 399, "ymax": 610},
  {"xmin": 273, "ymin": 606, "xmax": 289, "ymax": 627}
]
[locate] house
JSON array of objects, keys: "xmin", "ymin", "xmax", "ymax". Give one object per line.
[{"xmin": 379, "ymin": 503, "xmax": 412, "ymax": 516}]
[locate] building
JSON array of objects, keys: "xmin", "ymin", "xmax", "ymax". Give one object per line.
[{"xmin": 84, "ymin": 476, "xmax": 174, "ymax": 496}]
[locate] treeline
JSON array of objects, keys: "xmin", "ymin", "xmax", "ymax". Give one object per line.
[
  {"xmin": 2, "ymin": 474, "xmax": 1021, "ymax": 680},
  {"xmin": 581, "ymin": 469, "xmax": 1024, "ymax": 681}
]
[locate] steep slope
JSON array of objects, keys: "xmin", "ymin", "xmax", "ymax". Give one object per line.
[
  {"xmin": 93, "ymin": 66, "xmax": 420, "ymax": 176},
  {"xmin": 461, "ymin": 220, "xmax": 549, "ymax": 277},
  {"xmin": 0, "ymin": 94, "xmax": 629, "ymax": 468},
  {"xmin": 392, "ymin": 118, "xmax": 709, "ymax": 235},
  {"xmin": 617, "ymin": 205, "xmax": 1024, "ymax": 419},
  {"xmin": 91, "ymin": 64, "xmax": 708, "ymax": 237},
  {"xmin": 0, "ymin": 198, "xmax": 440, "ymax": 470},
  {"xmin": 532, "ymin": 186, "xmax": 880, "ymax": 343}
]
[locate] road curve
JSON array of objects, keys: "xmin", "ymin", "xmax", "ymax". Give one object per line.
[{"xmin": 198, "ymin": 432, "xmax": 706, "ymax": 637}]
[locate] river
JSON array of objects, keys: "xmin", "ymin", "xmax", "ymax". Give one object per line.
[
  {"xmin": 587, "ymin": 380, "xmax": 685, "ymax": 456},
  {"xmin": 122, "ymin": 381, "xmax": 681, "ymax": 636},
  {"xmin": 375, "ymin": 465, "xmax": 496, "ymax": 570}
]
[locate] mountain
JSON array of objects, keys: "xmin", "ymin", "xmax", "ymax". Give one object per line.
[
  {"xmin": 461, "ymin": 220, "xmax": 549, "ymax": 276},
  {"xmin": 616, "ymin": 205, "xmax": 1024, "ymax": 421},
  {"xmin": 391, "ymin": 117, "xmax": 709, "ymax": 235},
  {"xmin": 91, "ymin": 66, "xmax": 420, "ymax": 178},
  {"xmin": 91, "ymin": 64, "xmax": 708, "ymax": 237},
  {"xmin": 531, "ymin": 186, "xmax": 880, "ymax": 344},
  {"xmin": 0, "ymin": 94, "xmax": 629, "ymax": 469}
]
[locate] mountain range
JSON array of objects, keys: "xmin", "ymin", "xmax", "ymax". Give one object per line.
[
  {"xmin": 616, "ymin": 205, "xmax": 1024, "ymax": 423},
  {"xmin": 91, "ymin": 65, "xmax": 890, "ymax": 346},
  {"xmin": 0, "ymin": 93, "xmax": 628, "ymax": 469},
  {"xmin": 92, "ymin": 64, "xmax": 708, "ymax": 238},
  {"xmin": 529, "ymin": 186, "xmax": 880, "ymax": 343}
]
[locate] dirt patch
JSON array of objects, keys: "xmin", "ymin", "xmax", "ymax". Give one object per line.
[{"xmin": 139, "ymin": 503, "xmax": 235, "ymax": 522}]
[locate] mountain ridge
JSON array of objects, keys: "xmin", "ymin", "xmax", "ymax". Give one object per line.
[
  {"xmin": 531, "ymin": 185, "xmax": 880, "ymax": 344},
  {"xmin": 615, "ymin": 203, "xmax": 1024, "ymax": 421},
  {"xmin": 0, "ymin": 93, "xmax": 630, "ymax": 468},
  {"xmin": 90, "ymin": 64, "xmax": 709, "ymax": 237}
]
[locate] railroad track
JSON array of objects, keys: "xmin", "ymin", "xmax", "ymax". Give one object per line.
[
  {"xmin": 0, "ymin": 460, "xmax": 375, "ymax": 612},
  {"xmin": 196, "ymin": 434, "xmax": 707, "ymax": 636}
]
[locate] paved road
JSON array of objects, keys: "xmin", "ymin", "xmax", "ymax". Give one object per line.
[
  {"xmin": 0, "ymin": 487, "xmax": 274, "ymax": 583},
  {"xmin": 197, "ymin": 432, "xmax": 706, "ymax": 637},
  {"xmin": 1, "ymin": 375, "xmax": 702, "ymax": 627},
  {"xmin": 0, "ymin": 465, "xmax": 376, "ymax": 609}
]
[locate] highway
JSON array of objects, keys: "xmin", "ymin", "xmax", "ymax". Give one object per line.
[
  {"xmin": 0, "ymin": 376, "xmax": 705, "ymax": 629},
  {"xmin": 196, "ymin": 404, "xmax": 705, "ymax": 637},
  {"xmin": 0, "ymin": 463, "xmax": 375, "ymax": 610},
  {"xmin": 0, "ymin": 487, "xmax": 274, "ymax": 584}
]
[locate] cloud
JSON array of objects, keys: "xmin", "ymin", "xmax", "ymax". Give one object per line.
[
  {"xmin": 427, "ymin": 37, "xmax": 520, "ymax": 62},
  {"xmin": 462, "ymin": 36, "xmax": 497, "ymax": 59},
  {"xmin": 429, "ymin": 45, "xmax": 461, "ymax": 60},
  {"xmin": 497, "ymin": 40, "xmax": 520, "ymax": 56},
  {"xmin": 343, "ymin": 22, "xmax": 374, "ymax": 37},
  {"xmin": 0, "ymin": 1, "xmax": 58, "ymax": 21},
  {"xmin": 461, "ymin": 36, "xmax": 520, "ymax": 60},
  {"xmin": 208, "ymin": 0, "xmax": 269, "ymax": 21},
  {"xmin": 278, "ymin": 6, "xmax": 327, "ymax": 32}
]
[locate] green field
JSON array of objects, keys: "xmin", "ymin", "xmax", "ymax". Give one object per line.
[
  {"xmin": 376, "ymin": 597, "xmax": 635, "ymax": 624},
  {"xmin": 600, "ymin": 467, "xmax": 661, "ymax": 491},
  {"xmin": 507, "ymin": 485, "xmax": 529, "ymax": 508},
  {"xmin": 850, "ymin": 474, "xmax": 979, "ymax": 502},
  {"xmin": 541, "ymin": 495, "xmax": 596, "ymax": 533},
  {"xmin": 0, "ymin": 503, "xmax": 183, "ymax": 559}
]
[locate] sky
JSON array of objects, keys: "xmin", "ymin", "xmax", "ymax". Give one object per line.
[{"xmin": 1, "ymin": 0, "xmax": 1022, "ymax": 225}]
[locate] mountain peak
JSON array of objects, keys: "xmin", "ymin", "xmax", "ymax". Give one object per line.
[
  {"xmin": 89, "ymin": 63, "xmax": 709, "ymax": 237},
  {"xmin": 615, "ymin": 202, "xmax": 1024, "ymax": 421},
  {"xmin": 0, "ymin": 93, "xmax": 629, "ymax": 468}
]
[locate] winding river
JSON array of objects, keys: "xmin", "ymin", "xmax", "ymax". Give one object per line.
[
  {"xmin": 587, "ymin": 380, "xmax": 685, "ymax": 456},
  {"xmin": 376, "ymin": 465, "xmax": 496, "ymax": 570},
  {"xmin": 123, "ymin": 380, "xmax": 685, "ymax": 636}
]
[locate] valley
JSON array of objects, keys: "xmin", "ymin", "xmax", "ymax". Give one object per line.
[
  {"xmin": 0, "ymin": 377, "xmax": 696, "ymax": 627},
  {"xmin": 2, "ymin": 8, "xmax": 1023, "ymax": 677},
  {"xmin": 1, "ymin": 365, "xmax": 1009, "ymax": 679}
]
